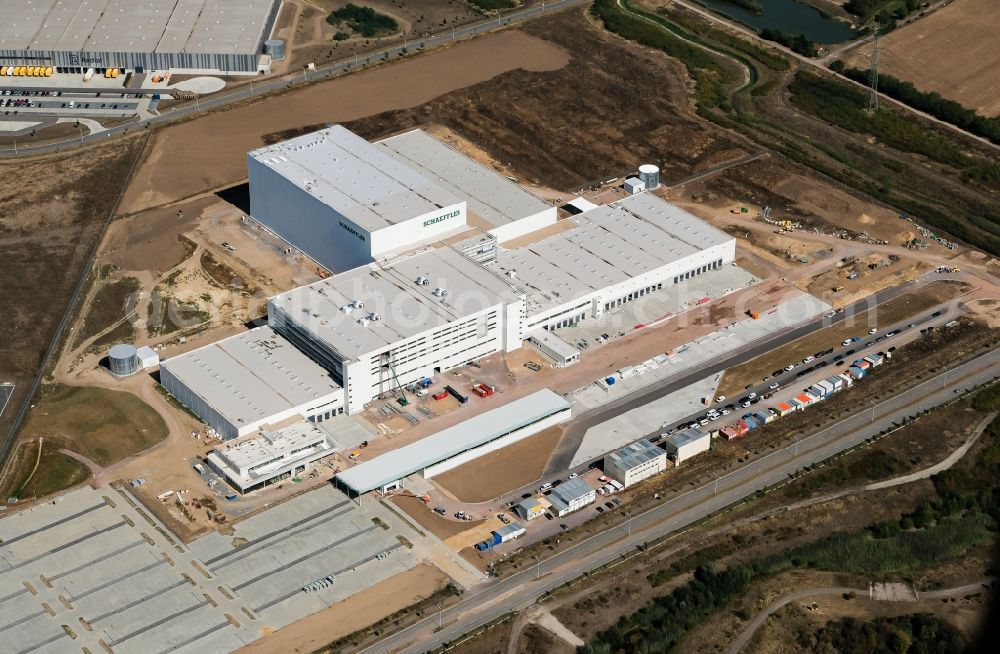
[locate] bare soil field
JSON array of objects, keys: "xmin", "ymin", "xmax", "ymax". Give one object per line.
[
  {"xmin": 120, "ymin": 30, "xmax": 570, "ymax": 213},
  {"xmin": 391, "ymin": 494, "xmax": 486, "ymax": 540},
  {"xmin": 347, "ymin": 10, "xmax": 745, "ymax": 193},
  {"xmin": 236, "ymin": 563, "xmax": 449, "ymax": 654},
  {"xmin": 0, "ymin": 135, "xmax": 145, "ymax": 441},
  {"xmin": 842, "ymin": 0, "xmax": 1000, "ymax": 116},
  {"xmin": 433, "ymin": 426, "xmax": 563, "ymax": 502}
]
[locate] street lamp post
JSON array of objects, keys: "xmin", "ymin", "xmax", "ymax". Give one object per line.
[
  {"xmin": 625, "ymin": 511, "xmax": 632, "ymax": 536},
  {"xmin": 534, "ymin": 555, "xmax": 541, "ymax": 580},
  {"xmin": 12, "ymin": 137, "xmax": 16, "ymax": 155},
  {"xmin": 712, "ymin": 472, "xmax": 719, "ymax": 495},
  {"xmin": 870, "ymin": 400, "xmax": 876, "ymax": 423},
  {"xmin": 437, "ymin": 601, "xmax": 444, "ymax": 629}
]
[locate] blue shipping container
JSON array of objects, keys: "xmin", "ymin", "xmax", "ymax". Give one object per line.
[{"xmin": 744, "ymin": 416, "xmax": 760, "ymax": 430}]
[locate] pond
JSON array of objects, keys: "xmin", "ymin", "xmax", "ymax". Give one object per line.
[{"xmin": 698, "ymin": 0, "xmax": 858, "ymax": 44}]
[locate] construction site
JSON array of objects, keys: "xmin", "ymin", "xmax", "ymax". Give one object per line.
[{"xmin": 0, "ymin": 2, "xmax": 998, "ymax": 653}]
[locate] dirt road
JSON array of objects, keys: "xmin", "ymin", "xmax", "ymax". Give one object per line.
[{"xmin": 725, "ymin": 578, "xmax": 996, "ymax": 654}]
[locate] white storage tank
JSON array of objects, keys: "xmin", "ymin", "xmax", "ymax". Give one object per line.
[
  {"xmin": 108, "ymin": 344, "xmax": 139, "ymax": 377},
  {"xmin": 638, "ymin": 164, "xmax": 660, "ymax": 190},
  {"xmin": 264, "ymin": 39, "xmax": 285, "ymax": 61}
]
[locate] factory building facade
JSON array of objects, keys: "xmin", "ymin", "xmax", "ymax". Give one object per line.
[
  {"xmin": 0, "ymin": 0, "xmax": 280, "ymax": 73},
  {"xmin": 162, "ymin": 126, "xmax": 737, "ymax": 426}
]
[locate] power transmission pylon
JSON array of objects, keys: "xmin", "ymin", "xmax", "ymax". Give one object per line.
[{"xmin": 867, "ymin": 27, "xmax": 881, "ymax": 112}]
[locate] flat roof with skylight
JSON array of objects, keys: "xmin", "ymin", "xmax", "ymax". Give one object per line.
[
  {"xmin": 249, "ymin": 125, "xmax": 464, "ymax": 233},
  {"xmin": 0, "ymin": 0, "xmax": 276, "ymax": 55},
  {"xmin": 377, "ymin": 129, "xmax": 552, "ymax": 229},
  {"xmin": 160, "ymin": 326, "xmax": 341, "ymax": 432},
  {"xmin": 268, "ymin": 247, "xmax": 522, "ymax": 362},
  {"xmin": 492, "ymin": 192, "xmax": 734, "ymax": 313}
]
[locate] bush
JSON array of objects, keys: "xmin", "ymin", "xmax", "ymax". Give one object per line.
[
  {"xmin": 327, "ymin": 4, "xmax": 398, "ymax": 38},
  {"xmin": 333, "ymin": 31, "xmax": 350, "ymax": 41},
  {"xmin": 759, "ymin": 27, "xmax": 815, "ymax": 57}
]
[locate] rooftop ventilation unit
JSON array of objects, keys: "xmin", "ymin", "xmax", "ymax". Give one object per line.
[
  {"xmin": 432, "ymin": 287, "xmax": 448, "ymax": 297},
  {"xmin": 367, "ymin": 312, "xmax": 382, "ymax": 322},
  {"xmin": 340, "ymin": 304, "xmax": 354, "ymax": 314},
  {"xmin": 415, "ymin": 276, "xmax": 430, "ymax": 286},
  {"xmin": 358, "ymin": 317, "xmax": 370, "ymax": 327},
  {"xmin": 351, "ymin": 299, "xmax": 365, "ymax": 309}
]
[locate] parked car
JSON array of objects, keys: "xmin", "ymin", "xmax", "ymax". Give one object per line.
[
  {"xmin": 802, "ymin": 356, "xmax": 814, "ymax": 364},
  {"xmin": 769, "ymin": 382, "xmax": 779, "ymax": 390},
  {"xmin": 434, "ymin": 506, "xmax": 446, "ymax": 515},
  {"xmin": 560, "ymin": 523, "xmax": 570, "ymax": 531}
]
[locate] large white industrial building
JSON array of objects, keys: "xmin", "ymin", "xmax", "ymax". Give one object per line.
[
  {"xmin": 160, "ymin": 326, "xmax": 343, "ymax": 440},
  {"xmin": 163, "ymin": 125, "xmax": 736, "ymax": 432},
  {"xmin": 0, "ymin": 0, "xmax": 280, "ymax": 73},
  {"xmin": 248, "ymin": 126, "xmax": 556, "ymax": 273}
]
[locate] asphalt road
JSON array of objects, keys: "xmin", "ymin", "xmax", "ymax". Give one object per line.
[
  {"xmin": 544, "ymin": 278, "xmax": 920, "ymax": 474},
  {"xmin": 0, "ymin": 0, "xmax": 588, "ymax": 158},
  {"xmin": 364, "ymin": 349, "xmax": 999, "ymax": 654}
]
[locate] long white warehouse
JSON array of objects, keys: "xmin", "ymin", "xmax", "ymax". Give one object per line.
[{"xmin": 335, "ymin": 389, "xmax": 571, "ymax": 495}]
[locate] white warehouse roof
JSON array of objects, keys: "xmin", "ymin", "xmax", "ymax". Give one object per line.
[
  {"xmin": 249, "ymin": 125, "xmax": 463, "ymax": 233},
  {"xmin": 336, "ymin": 389, "xmax": 571, "ymax": 494},
  {"xmin": 493, "ymin": 193, "xmax": 734, "ymax": 313},
  {"xmin": 160, "ymin": 326, "xmax": 341, "ymax": 429},
  {"xmin": 377, "ymin": 129, "xmax": 551, "ymax": 229},
  {"xmin": 0, "ymin": 0, "xmax": 276, "ymax": 54},
  {"xmin": 269, "ymin": 247, "xmax": 522, "ymax": 361}
]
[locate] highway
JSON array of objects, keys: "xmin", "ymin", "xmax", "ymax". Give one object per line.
[
  {"xmin": 0, "ymin": 0, "xmax": 588, "ymax": 158},
  {"xmin": 361, "ymin": 349, "xmax": 999, "ymax": 654}
]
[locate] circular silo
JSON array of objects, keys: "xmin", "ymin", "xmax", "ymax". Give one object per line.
[
  {"xmin": 108, "ymin": 344, "xmax": 139, "ymax": 377},
  {"xmin": 264, "ymin": 39, "xmax": 286, "ymax": 61},
  {"xmin": 638, "ymin": 164, "xmax": 660, "ymax": 190}
]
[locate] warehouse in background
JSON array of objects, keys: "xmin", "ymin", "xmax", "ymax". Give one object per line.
[{"xmin": 0, "ymin": 0, "xmax": 281, "ymax": 74}]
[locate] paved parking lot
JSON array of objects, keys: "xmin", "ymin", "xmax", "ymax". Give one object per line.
[
  {"xmin": 569, "ymin": 293, "xmax": 832, "ymax": 465},
  {"xmin": 0, "ymin": 484, "xmax": 415, "ymax": 653}
]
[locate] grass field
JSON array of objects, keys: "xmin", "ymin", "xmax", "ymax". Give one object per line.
[
  {"xmin": 2, "ymin": 437, "xmax": 91, "ymax": 500},
  {"xmin": 0, "ymin": 135, "xmax": 145, "ymax": 439},
  {"xmin": 21, "ymin": 384, "xmax": 168, "ymax": 467}
]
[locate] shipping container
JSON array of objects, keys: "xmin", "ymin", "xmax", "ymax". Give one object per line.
[
  {"xmin": 721, "ymin": 425, "xmax": 740, "ymax": 440},
  {"xmin": 445, "ymin": 385, "xmax": 468, "ymax": 404},
  {"xmin": 432, "ymin": 390, "xmax": 449, "ymax": 400},
  {"xmin": 838, "ymin": 373, "xmax": 854, "ymax": 387},
  {"xmin": 796, "ymin": 393, "xmax": 814, "ymax": 406},
  {"xmin": 497, "ymin": 523, "xmax": 526, "ymax": 542},
  {"xmin": 755, "ymin": 411, "xmax": 772, "ymax": 424},
  {"xmin": 473, "ymin": 383, "xmax": 495, "ymax": 397},
  {"xmin": 854, "ymin": 359, "xmax": 871, "ymax": 370},
  {"xmin": 776, "ymin": 402, "xmax": 794, "ymax": 417},
  {"xmin": 849, "ymin": 366, "xmax": 866, "ymax": 379},
  {"xmin": 608, "ymin": 479, "xmax": 624, "ymax": 492},
  {"xmin": 736, "ymin": 420, "xmax": 750, "ymax": 434},
  {"xmin": 864, "ymin": 354, "xmax": 884, "ymax": 367}
]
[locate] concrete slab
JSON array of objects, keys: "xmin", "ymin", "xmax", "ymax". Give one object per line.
[
  {"xmin": 571, "ymin": 374, "xmax": 722, "ymax": 466},
  {"xmin": 0, "ymin": 484, "xmax": 419, "ymax": 654},
  {"xmin": 568, "ymin": 292, "xmax": 832, "ymax": 466}
]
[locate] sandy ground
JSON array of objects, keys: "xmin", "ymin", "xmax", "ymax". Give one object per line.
[
  {"xmin": 842, "ymin": 0, "xmax": 1000, "ymax": 116},
  {"xmin": 235, "ymin": 563, "xmax": 449, "ymax": 654},
  {"xmin": 391, "ymin": 495, "xmax": 486, "ymax": 541},
  {"xmin": 432, "ymin": 426, "xmax": 563, "ymax": 502},
  {"xmin": 120, "ymin": 30, "xmax": 570, "ymax": 213}
]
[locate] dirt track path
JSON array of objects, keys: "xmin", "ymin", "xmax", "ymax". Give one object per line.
[{"xmin": 725, "ymin": 578, "xmax": 996, "ymax": 654}]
